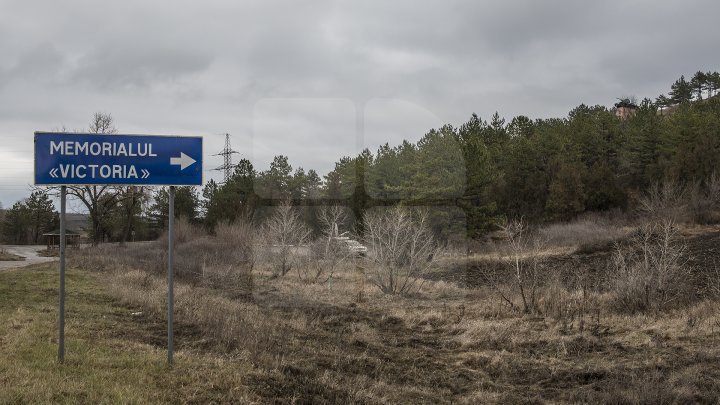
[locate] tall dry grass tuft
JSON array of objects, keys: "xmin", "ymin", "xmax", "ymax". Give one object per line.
[
  {"xmin": 71, "ymin": 218, "xmax": 255, "ymax": 300},
  {"xmin": 71, "ymin": 243, "xmax": 160, "ymax": 273},
  {"xmin": 195, "ymin": 220, "xmax": 255, "ymax": 299},
  {"xmin": 157, "ymin": 216, "xmax": 205, "ymax": 246},
  {"xmin": 107, "ymin": 268, "xmax": 299, "ymax": 355},
  {"xmin": 538, "ymin": 210, "xmax": 633, "ymax": 253}
]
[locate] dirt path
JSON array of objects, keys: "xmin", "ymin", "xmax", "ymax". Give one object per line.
[{"xmin": 0, "ymin": 245, "xmax": 56, "ymax": 271}]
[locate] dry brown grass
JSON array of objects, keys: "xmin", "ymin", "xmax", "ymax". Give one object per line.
[
  {"xmin": 72, "ymin": 219, "xmax": 254, "ymax": 300},
  {"xmin": 468, "ymin": 212, "xmax": 634, "ymax": 261},
  {"xmin": 539, "ymin": 211, "xmax": 635, "ymax": 253},
  {"xmin": 54, "ymin": 221, "xmax": 720, "ymax": 403}
]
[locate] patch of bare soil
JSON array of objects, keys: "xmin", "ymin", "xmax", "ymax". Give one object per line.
[
  {"xmin": 36, "ymin": 249, "xmax": 60, "ymax": 258},
  {"xmin": 0, "ymin": 251, "xmax": 25, "ymax": 261}
]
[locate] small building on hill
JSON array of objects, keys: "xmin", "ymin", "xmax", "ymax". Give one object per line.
[{"xmin": 614, "ymin": 99, "xmax": 638, "ymax": 120}]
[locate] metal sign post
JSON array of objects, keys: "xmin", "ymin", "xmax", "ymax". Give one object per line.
[
  {"xmin": 58, "ymin": 185, "xmax": 66, "ymax": 363},
  {"xmin": 167, "ymin": 186, "xmax": 175, "ymax": 365},
  {"xmin": 34, "ymin": 132, "xmax": 202, "ymax": 366}
]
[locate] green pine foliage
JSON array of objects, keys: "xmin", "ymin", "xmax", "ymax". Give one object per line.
[
  {"xmin": 2, "ymin": 190, "xmax": 58, "ymax": 244},
  {"xmin": 195, "ymin": 69, "xmax": 720, "ymax": 238}
]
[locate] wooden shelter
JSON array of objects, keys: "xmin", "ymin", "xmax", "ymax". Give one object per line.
[{"xmin": 43, "ymin": 229, "xmax": 81, "ymax": 249}]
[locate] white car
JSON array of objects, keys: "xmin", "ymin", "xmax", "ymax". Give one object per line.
[{"xmin": 332, "ymin": 236, "xmax": 367, "ymax": 256}]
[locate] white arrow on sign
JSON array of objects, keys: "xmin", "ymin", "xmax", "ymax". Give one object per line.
[
  {"xmin": 170, "ymin": 152, "xmax": 196, "ymax": 170},
  {"xmin": 49, "ymin": 168, "xmax": 59, "ymax": 178},
  {"xmin": 141, "ymin": 169, "xmax": 150, "ymax": 179}
]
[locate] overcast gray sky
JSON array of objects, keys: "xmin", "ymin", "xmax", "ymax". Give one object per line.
[{"xmin": 1, "ymin": 0, "xmax": 719, "ymax": 208}]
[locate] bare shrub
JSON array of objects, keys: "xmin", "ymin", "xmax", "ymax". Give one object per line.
[
  {"xmin": 639, "ymin": 181, "xmax": 687, "ymax": 222},
  {"xmin": 362, "ymin": 207, "xmax": 441, "ymax": 295},
  {"xmin": 537, "ymin": 270, "xmax": 604, "ymax": 334},
  {"xmin": 701, "ymin": 262, "xmax": 720, "ymax": 300},
  {"xmin": 297, "ymin": 238, "xmax": 350, "ymax": 283},
  {"xmin": 688, "ymin": 172, "xmax": 720, "ymax": 224},
  {"xmin": 198, "ymin": 221, "xmax": 255, "ymax": 299},
  {"xmin": 638, "ymin": 175, "xmax": 720, "ymax": 225},
  {"xmin": 609, "ymin": 219, "xmax": 692, "ymax": 312},
  {"xmin": 707, "ymin": 171, "xmax": 720, "ymax": 205},
  {"xmin": 259, "ymin": 201, "xmax": 311, "ymax": 277},
  {"xmin": 214, "ymin": 220, "xmax": 255, "ymax": 269},
  {"xmin": 71, "ymin": 219, "xmax": 255, "ymax": 300},
  {"xmin": 316, "ymin": 205, "xmax": 351, "ymax": 238},
  {"xmin": 157, "ymin": 216, "xmax": 204, "ymax": 246},
  {"xmin": 484, "ymin": 219, "xmax": 547, "ymax": 313},
  {"xmin": 295, "ymin": 205, "xmax": 354, "ymax": 284}
]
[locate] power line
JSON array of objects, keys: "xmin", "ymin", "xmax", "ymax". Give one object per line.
[{"xmin": 212, "ymin": 133, "xmax": 238, "ymax": 183}]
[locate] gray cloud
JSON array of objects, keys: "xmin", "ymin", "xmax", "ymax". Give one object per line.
[
  {"xmin": 71, "ymin": 42, "xmax": 214, "ymax": 90},
  {"xmin": 0, "ymin": 42, "xmax": 66, "ymax": 88},
  {"xmin": 1, "ymin": 0, "xmax": 719, "ymax": 208}
]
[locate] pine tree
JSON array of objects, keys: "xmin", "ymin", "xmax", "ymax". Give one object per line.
[
  {"xmin": 690, "ymin": 71, "xmax": 708, "ymax": 100},
  {"xmin": 256, "ymin": 155, "xmax": 293, "ymax": 199},
  {"xmin": 545, "ymin": 162, "xmax": 586, "ymax": 220},
  {"xmin": 708, "ymin": 71, "xmax": 720, "ymax": 98},
  {"xmin": 656, "ymin": 94, "xmax": 671, "ymax": 112},
  {"xmin": 203, "ymin": 159, "xmax": 258, "ymax": 229},
  {"xmin": 1, "ymin": 191, "xmax": 57, "ymax": 244},
  {"xmin": 457, "ymin": 114, "xmax": 501, "ymax": 236},
  {"xmin": 2, "ymin": 201, "xmax": 30, "ymax": 244},
  {"xmin": 150, "ymin": 187, "xmax": 200, "ymax": 229},
  {"xmin": 669, "ymin": 75, "xmax": 693, "ymax": 104},
  {"xmin": 25, "ymin": 190, "xmax": 58, "ymax": 244}
]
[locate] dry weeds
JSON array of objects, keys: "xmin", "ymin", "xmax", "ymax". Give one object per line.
[{"xmin": 53, "ymin": 218, "xmax": 720, "ymax": 403}]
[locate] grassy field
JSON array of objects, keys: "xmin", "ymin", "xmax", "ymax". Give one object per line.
[
  {"xmin": 3, "ymin": 224, "xmax": 720, "ymax": 403},
  {"xmin": 0, "ymin": 264, "xmax": 256, "ymax": 404}
]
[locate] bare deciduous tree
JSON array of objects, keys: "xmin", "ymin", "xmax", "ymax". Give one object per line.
[
  {"xmin": 362, "ymin": 207, "xmax": 441, "ymax": 295},
  {"xmin": 88, "ymin": 112, "xmax": 118, "ymax": 135},
  {"xmin": 484, "ymin": 219, "xmax": 546, "ymax": 313},
  {"xmin": 296, "ymin": 206, "xmax": 352, "ymax": 283},
  {"xmin": 317, "ymin": 205, "xmax": 350, "ymax": 239},
  {"xmin": 65, "ymin": 112, "xmax": 122, "ymax": 245},
  {"xmin": 260, "ymin": 200, "xmax": 311, "ymax": 277},
  {"xmin": 639, "ymin": 180, "xmax": 687, "ymax": 222},
  {"xmin": 610, "ymin": 219, "xmax": 691, "ymax": 312},
  {"xmin": 117, "ymin": 186, "xmax": 149, "ymax": 245}
]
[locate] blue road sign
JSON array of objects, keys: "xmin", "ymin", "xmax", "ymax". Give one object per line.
[{"xmin": 34, "ymin": 132, "xmax": 203, "ymax": 186}]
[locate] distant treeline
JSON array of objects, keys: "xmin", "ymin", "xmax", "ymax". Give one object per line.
[
  {"xmin": 3, "ymin": 72, "xmax": 719, "ymax": 244},
  {"xmin": 202, "ymin": 71, "xmax": 720, "ymax": 238}
]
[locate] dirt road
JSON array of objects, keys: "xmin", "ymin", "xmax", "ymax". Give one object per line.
[{"xmin": 0, "ymin": 245, "xmax": 56, "ymax": 270}]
